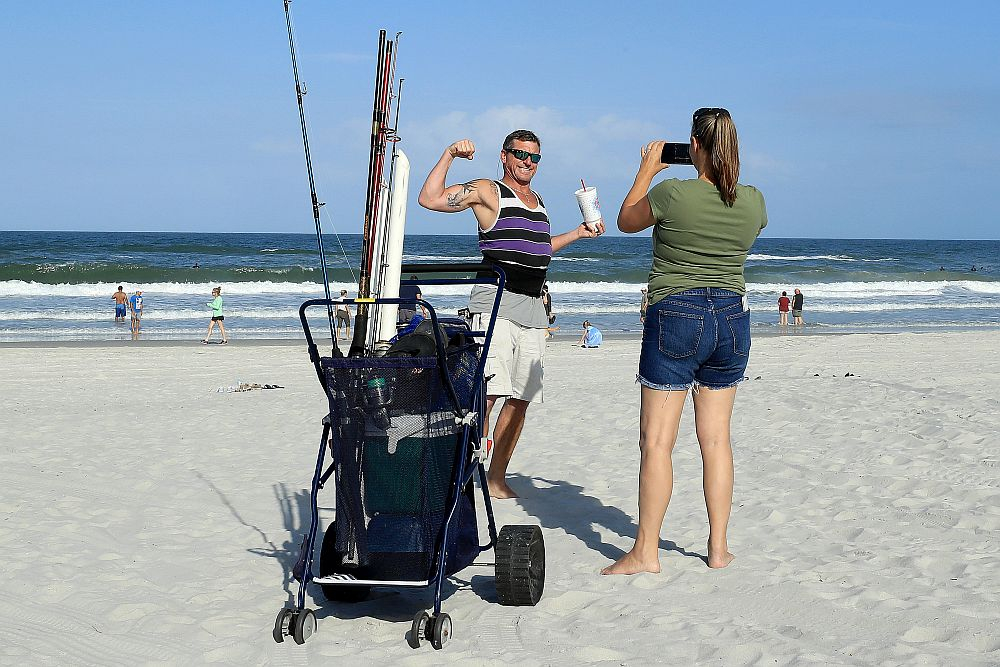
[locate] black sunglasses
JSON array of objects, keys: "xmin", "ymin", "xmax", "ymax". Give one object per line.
[
  {"xmin": 693, "ymin": 107, "xmax": 727, "ymax": 121},
  {"xmin": 504, "ymin": 148, "xmax": 541, "ymax": 164}
]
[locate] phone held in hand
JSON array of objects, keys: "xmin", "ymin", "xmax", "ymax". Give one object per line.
[{"xmin": 660, "ymin": 143, "xmax": 692, "ymax": 165}]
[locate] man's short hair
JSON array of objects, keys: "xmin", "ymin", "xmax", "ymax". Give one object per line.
[
  {"xmin": 503, "ymin": 129, "xmax": 540, "ymax": 150},
  {"xmin": 118, "ymin": 285, "xmax": 123, "ymax": 290}
]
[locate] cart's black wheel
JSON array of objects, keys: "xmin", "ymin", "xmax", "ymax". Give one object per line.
[
  {"xmin": 272, "ymin": 608, "xmax": 293, "ymax": 643},
  {"xmin": 291, "ymin": 608, "xmax": 317, "ymax": 645},
  {"xmin": 319, "ymin": 524, "xmax": 371, "ymax": 603},
  {"xmin": 408, "ymin": 610, "xmax": 430, "ymax": 649},
  {"xmin": 495, "ymin": 524, "xmax": 545, "ymax": 606},
  {"xmin": 430, "ymin": 613, "xmax": 452, "ymax": 650}
]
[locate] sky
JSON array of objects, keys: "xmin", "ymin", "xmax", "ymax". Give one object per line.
[{"xmin": 2, "ymin": 1, "xmax": 998, "ymax": 239}]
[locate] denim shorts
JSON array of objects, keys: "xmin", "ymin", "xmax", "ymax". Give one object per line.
[{"xmin": 638, "ymin": 288, "xmax": 751, "ymax": 391}]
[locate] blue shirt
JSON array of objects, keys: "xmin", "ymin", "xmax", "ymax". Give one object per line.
[
  {"xmin": 584, "ymin": 326, "xmax": 603, "ymax": 347},
  {"xmin": 129, "ymin": 295, "xmax": 143, "ymax": 313}
]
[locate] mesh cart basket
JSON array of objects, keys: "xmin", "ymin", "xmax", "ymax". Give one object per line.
[{"xmin": 273, "ymin": 264, "xmax": 545, "ymax": 650}]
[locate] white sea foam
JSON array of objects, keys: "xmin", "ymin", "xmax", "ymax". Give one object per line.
[
  {"xmin": 748, "ymin": 280, "xmax": 1000, "ymax": 298},
  {"xmin": 747, "ymin": 254, "xmax": 897, "ymax": 263},
  {"xmin": 3, "ymin": 278, "xmax": 998, "ymax": 300}
]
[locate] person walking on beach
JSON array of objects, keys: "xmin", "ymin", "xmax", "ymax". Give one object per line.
[
  {"xmin": 128, "ymin": 289, "xmax": 144, "ymax": 334},
  {"xmin": 112, "ymin": 286, "xmax": 128, "ymax": 323},
  {"xmin": 777, "ymin": 290, "xmax": 790, "ymax": 326},
  {"xmin": 578, "ymin": 320, "xmax": 603, "ymax": 348},
  {"xmin": 603, "ymin": 108, "xmax": 767, "ymax": 575},
  {"xmin": 397, "ymin": 276, "xmax": 426, "ymax": 325},
  {"xmin": 791, "ymin": 288, "xmax": 804, "ymax": 325},
  {"xmin": 203, "ymin": 286, "xmax": 228, "ymax": 344},
  {"xmin": 418, "ymin": 130, "xmax": 604, "ymax": 499},
  {"xmin": 336, "ymin": 290, "xmax": 352, "ymax": 340}
]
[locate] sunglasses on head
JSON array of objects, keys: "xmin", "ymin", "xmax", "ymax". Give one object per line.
[{"xmin": 504, "ymin": 148, "xmax": 541, "ymax": 164}]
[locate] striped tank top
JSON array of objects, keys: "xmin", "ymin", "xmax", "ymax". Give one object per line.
[{"xmin": 478, "ymin": 180, "xmax": 552, "ymax": 296}]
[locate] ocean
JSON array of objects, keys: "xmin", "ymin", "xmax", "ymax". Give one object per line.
[{"xmin": 1, "ymin": 231, "xmax": 997, "ymax": 341}]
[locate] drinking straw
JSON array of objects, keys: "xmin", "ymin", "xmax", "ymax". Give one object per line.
[{"xmin": 581, "ymin": 178, "xmax": 587, "ymax": 192}]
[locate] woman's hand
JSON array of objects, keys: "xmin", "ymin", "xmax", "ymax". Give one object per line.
[{"xmin": 639, "ymin": 141, "xmax": 671, "ymax": 175}]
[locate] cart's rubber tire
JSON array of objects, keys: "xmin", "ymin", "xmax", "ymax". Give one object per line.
[
  {"xmin": 409, "ymin": 610, "xmax": 430, "ymax": 649},
  {"xmin": 273, "ymin": 608, "xmax": 293, "ymax": 643},
  {"xmin": 430, "ymin": 613, "xmax": 452, "ymax": 650},
  {"xmin": 291, "ymin": 608, "xmax": 317, "ymax": 645},
  {"xmin": 319, "ymin": 524, "xmax": 371, "ymax": 603},
  {"xmin": 495, "ymin": 524, "xmax": 545, "ymax": 606}
]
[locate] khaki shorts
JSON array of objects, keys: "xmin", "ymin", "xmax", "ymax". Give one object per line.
[{"xmin": 473, "ymin": 314, "xmax": 545, "ymax": 403}]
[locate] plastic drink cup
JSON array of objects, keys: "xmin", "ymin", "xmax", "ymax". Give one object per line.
[{"xmin": 574, "ymin": 186, "xmax": 602, "ymax": 231}]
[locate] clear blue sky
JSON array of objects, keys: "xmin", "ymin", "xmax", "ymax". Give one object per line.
[{"xmin": 3, "ymin": 1, "xmax": 998, "ymax": 239}]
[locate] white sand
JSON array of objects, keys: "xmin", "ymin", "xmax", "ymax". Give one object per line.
[{"xmin": 1, "ymin": 332, "xmax": 998, "ymax": 665}]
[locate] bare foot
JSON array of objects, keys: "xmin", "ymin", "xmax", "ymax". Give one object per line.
[
  {"xmin": 707, "ymin": 545, "xmax": 735, "ymax": 569},
  {"xmin": 600, "ymin": 551, "xmax": 660, "ymax": 575},
  {"xmin": 487, "ymin": 479, "xmax": 519, "ymax": 499}
]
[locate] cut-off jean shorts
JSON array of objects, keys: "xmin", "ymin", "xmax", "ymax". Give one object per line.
[{"xmin": 638, "ymin": 288, "xmax": 751, "ymax": 391}]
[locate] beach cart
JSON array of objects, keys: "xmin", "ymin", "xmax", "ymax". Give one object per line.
[{"xmin": 272, "ymin": 264, "xmax": 545, "ymax": 650}]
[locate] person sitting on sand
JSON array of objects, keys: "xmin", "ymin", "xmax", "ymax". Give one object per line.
[
  {"xmin": 203, "ymin": 286, "xmax": 228, "ymax": 344},
  {"xmin": 578, "ymin": 320, "xmax": 603, "ymax": 347},
  {"xmin": 604, "ymin": 108, "xmax": 767, "ymax": 575}
]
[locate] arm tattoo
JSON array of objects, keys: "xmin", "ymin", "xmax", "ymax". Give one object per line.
[{"xmin": 446, "ymin": 181, "xmax": 477, "ymax": 208}]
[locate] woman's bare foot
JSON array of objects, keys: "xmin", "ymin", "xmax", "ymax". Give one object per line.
[
  {"xmin": 707, "ymin": 544, "xmax": 735, "ymax": 569},
  {"xmin": 487, "ymin": 479, "xmax": 519, "ymax": 499},
  {"xmin": 600, "ymin": 551, "xmax": 660, "ymax": 575}
]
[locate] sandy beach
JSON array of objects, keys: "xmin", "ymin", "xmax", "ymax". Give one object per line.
[{"xmin": 1, "ymin": 331, "xmax": 997, "ymax": 665}]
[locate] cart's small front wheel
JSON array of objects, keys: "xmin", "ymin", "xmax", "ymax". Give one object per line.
[
  {"xmin": 430, "ymin": 613, "xmax": 452, "ymax": 650},
  {"xmin": 409, "ymin": 610, "xmax": 430, "ymax": 649},
  {"xmin": 291, "ymin": 608, "xmax": 317, "ymax": 645},
  {"xmin": 495, "ymin": 524, "xmax": 545, "ymax": 606},
  {"xmin": 272, "ymin": 608, "xmax": 293, "ymax": 643}
]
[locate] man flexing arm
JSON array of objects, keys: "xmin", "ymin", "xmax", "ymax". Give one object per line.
[{"xmin": 418, "ymin": 139, "xmax": 499, "ymax": 229}]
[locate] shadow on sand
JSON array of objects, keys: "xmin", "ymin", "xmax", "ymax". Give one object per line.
[{"xmin": 507, "ymin": 472, "xmax": 707, "ymax": 565}]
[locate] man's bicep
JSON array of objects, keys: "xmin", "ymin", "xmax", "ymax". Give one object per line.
[{"xmin": 441, "ymin": 179, "xmax": 491, "ymax": 211}]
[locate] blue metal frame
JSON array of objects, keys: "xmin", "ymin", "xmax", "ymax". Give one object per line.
[{"xmin": 292, "ymin": 264, "xmax": 506, "ymax": 617}]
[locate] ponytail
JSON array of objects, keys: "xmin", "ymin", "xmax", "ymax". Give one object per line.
[{"xmin": 692, "ymin": 108, "xmax": 740, "ymax": 207}]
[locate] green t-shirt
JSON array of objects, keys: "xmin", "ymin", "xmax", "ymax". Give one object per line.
[{"xmin": 646, "ymin": 178, "xmax": 767, "ymax": 304}]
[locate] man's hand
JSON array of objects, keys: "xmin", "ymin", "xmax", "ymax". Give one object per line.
[{"xmin": 448, "ymin": 139, "xmax": 476, "ymax": 160}]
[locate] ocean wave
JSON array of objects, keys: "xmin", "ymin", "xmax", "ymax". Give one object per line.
[
  {"xmin": 747, "ymin": 254, "xmax": 898, "ymax": 263},
  {"xmin": 0, "ymin": 307, "xmax": 303, "ymax": 321},
  {"xmin": 748, "ymin": 280, "xmax": 1000, "ymax": 298}
]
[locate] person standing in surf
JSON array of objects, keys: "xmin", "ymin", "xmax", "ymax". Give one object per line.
[
  {"xmin": 418, "ymin": 130, "xmax": 604, "ymax": 499},
  {"xmin": 603, "ymin": 108, "xmax": 767, "ymax": 575},
  {"xmin": 129, "ymin": 289, "xmax": 144, "ymax": 335},
  {"xmin": 791, "ymin": 288, "xmax": 804, "ymax": 325},
  {"xmin": 112, "ymin": 285, "xmax": 128, "ymax": 323}
]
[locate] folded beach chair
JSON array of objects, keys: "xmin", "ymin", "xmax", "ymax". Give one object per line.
[{"xmin": 273, "ymin": 264, "xmax": 545, "ymax": 650}]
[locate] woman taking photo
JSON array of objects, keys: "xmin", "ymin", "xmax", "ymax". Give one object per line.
[{"xmin": 603, "ymin": 108, "xmax": 767, "ymax": 575}]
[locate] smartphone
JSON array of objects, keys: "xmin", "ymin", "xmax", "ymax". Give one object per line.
[{"xmin": 660, "ymin": 142, "xmax": 692, "ymax": 165}]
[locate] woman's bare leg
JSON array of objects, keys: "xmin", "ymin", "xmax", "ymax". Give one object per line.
[
  {"xmin": 204, "ymin": 321, "xmax": 215, "ymax": 341},
  {"xmin": 218, "ymin": 320, "xmax": 227, "ymax": 342},
  {"xmin": 692, "ymin": 386, "xmax": 737, "ymax": 568},
  {"xmin": 602, "ymin": 386, "xmax": 687, "ymax": 575}
]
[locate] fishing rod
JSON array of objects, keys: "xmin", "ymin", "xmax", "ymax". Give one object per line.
[
  {"xmin": 366, "ymin": 36, "xmax": 404, "ymax": 353},
  {"xmin": 282, "ymin": 0, "xmax": 340, "ymax": 355},
  {"xmin": 350, "ymin": 31, "xmax": 397, "ymax": 356}
]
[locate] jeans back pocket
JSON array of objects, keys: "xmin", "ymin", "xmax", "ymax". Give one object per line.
[
  {"xmin": 726, "ymin": 308, "xmax": 751, "ymax": 356},
  {"xmin": 658, "ymin": 309, "xmax": 704, "ymax": 358}
]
